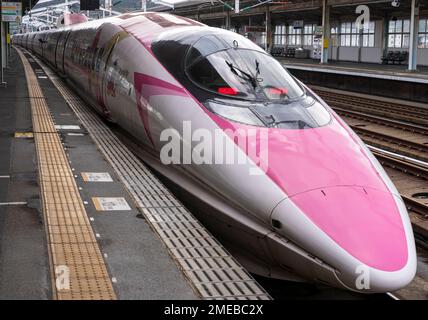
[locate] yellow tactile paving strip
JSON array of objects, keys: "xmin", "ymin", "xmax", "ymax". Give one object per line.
[
  {"xmin": 16, "ymin": 48, "xmax": 116, "ymax": 300},
  {"xmin": 15, "ymin": 132, "xmax": 34, "ymax": 138}
]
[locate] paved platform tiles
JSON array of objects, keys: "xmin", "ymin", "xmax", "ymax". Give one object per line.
[
  {"xmin": 17, "ymin": 48, "xmax": 116, "ymax": 300},
  {"xmin": 0, "ymin": 46, "xmax": 51, "ymax": 300},
  {"xmin": 278, "ymin": 58, "xmax": 428, "ymax": 83}
]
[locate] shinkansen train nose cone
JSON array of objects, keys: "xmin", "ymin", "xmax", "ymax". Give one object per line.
[
  {"xmin": 271, "ymin": 185, "xmax": 416, "ymax": 292},
  {"xmin": 289, "ymin": 186, "xmax": 408, "ymax": 271}
]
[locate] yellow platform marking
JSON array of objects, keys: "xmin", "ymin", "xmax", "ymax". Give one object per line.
[
  {"xmin": 92, "ymin": 197, "xmax": 103, "ymax": 211},
  {"xmin": 17, "ymin": 49, "xmax": 116, "ymax": 300},
  {"xmin": 14, "ymin": 132, "xmax": 34, "ymax": 138}
]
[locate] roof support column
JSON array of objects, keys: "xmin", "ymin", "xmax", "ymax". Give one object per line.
[
  {"xmin": 321, "ymin": 0, "xmax": 330, "ymax": 64},
  {"xmin": 266, "ymin": 4, "xmax": 271, "ymax": 53},
  {"xmin": 0, "ymin": 0, "xmax": 6, "ymax": 87},
  {"xmin": 6, "ymin": 20, "xmax": 9, "ymax": 65},
  {"xmin": 408, "ymin": 0, "xmax": 419, "ymax": 71},
  {"xmin": 225, "ymin": 10, "xmax": 231, "ymax": 30},
  {"xmin": 382, "ymin": 13, "xmax": 389, "ymax": 59}
]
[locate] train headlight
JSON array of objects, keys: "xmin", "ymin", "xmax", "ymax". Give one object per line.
[{"xmin": 206, "ymin": 101, "xmax": 264, "ymax": 126}]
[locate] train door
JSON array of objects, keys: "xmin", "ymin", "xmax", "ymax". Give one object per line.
[
  {"xmin": 101, "ymin": 36, "xmax": 119, "ymax": 106},
  {"xmin": 32, "ymin": 34, "xmax": 37, "ymax": 52},
  {"xmin": 55, "ymin": 31, "xmax": 71, "ymax": 74},
  {"xmin": 39, "ymin": 34, "xmax": 44, "ymax": 57},
  {"xmin": 53, "ymin": 33, "xmax": 61, "ymax": 69},
  {"xmin": 44, "ymin": 32, "xmax": 59, "ymax": 66},
  {"xmin": 92, "ymin": 33, "xmax": 123, "ymax": 117},
  {"xmin": 29, "ymin": 34, "xmax": 34, "ymax": 52},
  {"xmin": 40, "ymin": 33, "xmax": 48, "ymax": 59},
  {"xmin": 55, "ymin": 31, "xmax": 67, "ymax": 71}
]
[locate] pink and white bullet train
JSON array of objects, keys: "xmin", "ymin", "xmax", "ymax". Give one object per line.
[{"xmin": 13, "ymin": 12, "xmax": 416, "ymax": 293}]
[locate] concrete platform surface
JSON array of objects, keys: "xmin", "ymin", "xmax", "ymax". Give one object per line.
[{"xmin": 278, "ymin": 58, "xmax": 428, "ymax": 83}]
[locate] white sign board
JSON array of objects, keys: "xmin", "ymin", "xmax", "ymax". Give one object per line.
[
  {"xmin": 55, "ymin": 125, "xmax": 81, "ymax": 130},
  {"xmin": 293, "ymin": 20, "xmax": 304, "ymax": 29},
  {"xmin": 81, "ymin": 172, "xmax": 113, "ymax": 182},
  {"xmin": 1, "ymin": 2, "xmax": 22, "ymax": 23},
  {"xmin": 314, "ymin": 26, "xmax": 323, "ymax": 36},
  {"xmin": 92, "ymin": 197, "xmax": 131, "ymax": 211}
]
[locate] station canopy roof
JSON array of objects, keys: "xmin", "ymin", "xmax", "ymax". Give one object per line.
[
  {"xmin": 154, "ymin": 0, "xmax": 209, "ymax": 5},
  {"xmin": 148, "ymin": 0, "xmax": 219, "ymax": 11},
  {"xmin": 24, "ymin": 0, "xmax": 217, "ymax": 14}
]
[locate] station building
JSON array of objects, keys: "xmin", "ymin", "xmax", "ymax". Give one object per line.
[{"xmin": 162, "ymin": 0, "xmax": 428, "ymax": 69}]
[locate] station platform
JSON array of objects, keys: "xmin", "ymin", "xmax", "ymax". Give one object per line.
[
  {"xmin": 279, "ymin": 58, "xmax": 428, "ymax": 84},
  {"xmin": 279, "ymin": 58, "xmax": 428, "ymax": 104},
  {"xmin": 0, "ymin": 48, "xmax": 270, "ymax": 300}
]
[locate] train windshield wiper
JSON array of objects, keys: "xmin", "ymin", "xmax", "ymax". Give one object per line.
[
  {"xmin": 249, "ymin": 107, "xmax": 314, "ymax": 129},
  {"xmin": 225, "ymin": 60, "xmax": 258, "ymax": 89},
  {"xmin": 272, "ymin": 119, "xmax": 314, "ymax": 129}
]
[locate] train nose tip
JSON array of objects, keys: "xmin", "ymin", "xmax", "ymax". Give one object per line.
[
  {"xmin": 288, "ymin": 185, "xmax": 409, "ymax": 271},
  {"xmin": 271, "ymin": 185, "xmax": 416, "ymax": 292},
  {"xmin": 337, "ymin": 261, "xmax": 417, "ymax": 293}
]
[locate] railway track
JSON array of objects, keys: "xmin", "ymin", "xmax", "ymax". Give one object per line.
[
  {"xmin": 370, "ymin": 148, "xmax": 428, "ymax": 235},
  {"xmin": 369, "ymin": 148, "xmax": 428, "ymax": 300},
  {"xmin": 338, "ymin": 110, "xmax": 428, "ymax": 163},
  {"xmin": 315, "ymin": 88, "xmax": 428, "ymax": 127},
  {"xmin": 312, "ymin": 87, "xmax": 428, "ymax": 240},
  {"xmin": 312, "ymin": 88, "xmax": 428, "ymax": 164}
]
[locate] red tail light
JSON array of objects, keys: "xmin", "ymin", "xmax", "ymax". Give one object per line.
[{"xmin": 218, "ymin": 87, "xmax": 238, "ymax": 95}]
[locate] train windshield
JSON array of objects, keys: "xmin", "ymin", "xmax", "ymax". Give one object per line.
[
  {"xmin": 152, "ymin": 31, "xmax": 330, "ymax": 129},
  {"xmin": 185, "ymin": 34, "xmax": 305, "ymax": 101}
]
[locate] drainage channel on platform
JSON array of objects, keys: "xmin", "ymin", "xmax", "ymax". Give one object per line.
[{"xmin": 26, "ymin": 50, "xmax": 271, "ymax": 300}]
